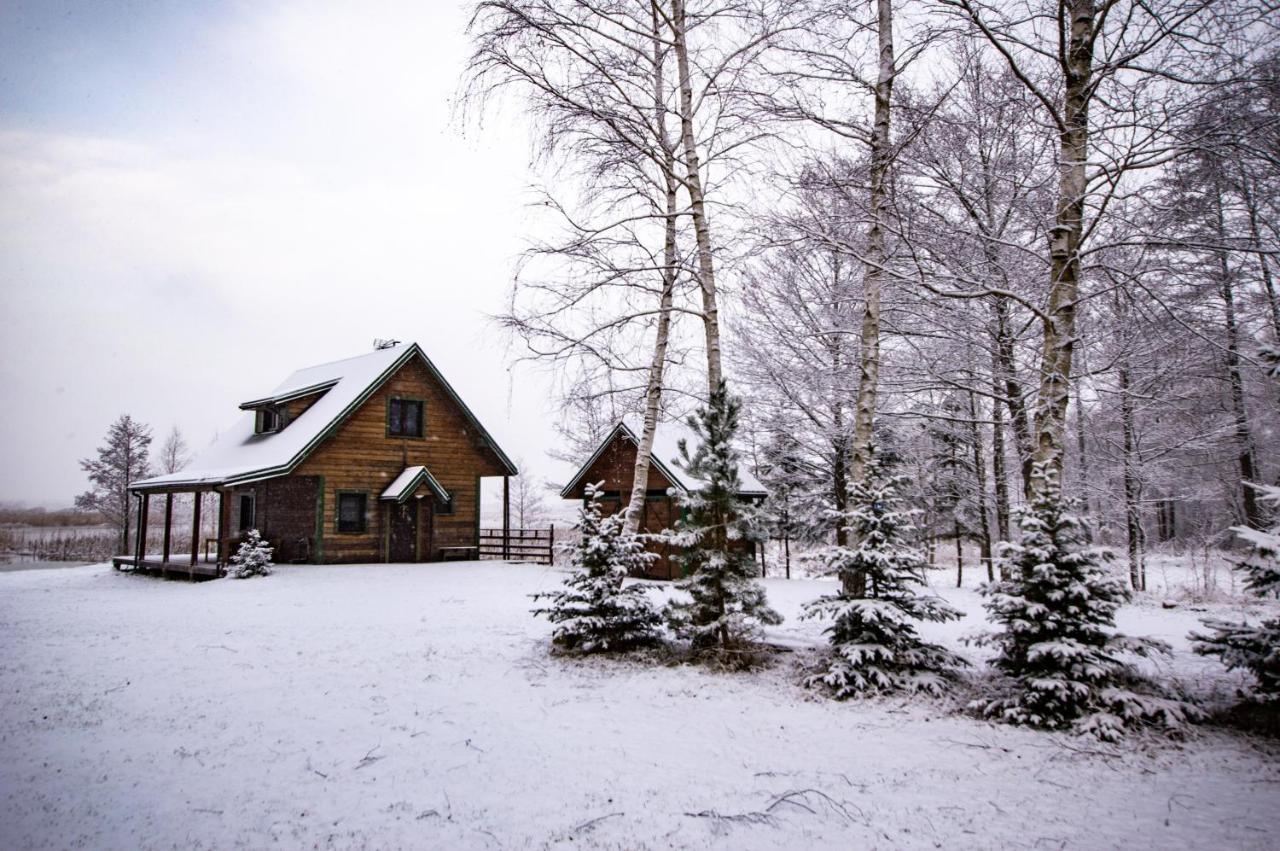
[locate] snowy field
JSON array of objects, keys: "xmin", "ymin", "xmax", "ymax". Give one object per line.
[{"xmin": 1, "ymin": 561, "xmax": 1277, "ymax": 850}]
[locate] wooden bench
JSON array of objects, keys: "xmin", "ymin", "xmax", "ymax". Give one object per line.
[{"xmin": 438, "ymin": 546, "xmax": 479, "ymax": 562}]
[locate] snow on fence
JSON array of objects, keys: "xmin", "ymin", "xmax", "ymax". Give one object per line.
[{"xmin": 478, "ymin": 527, "xmax": 555, "ymax": 565}]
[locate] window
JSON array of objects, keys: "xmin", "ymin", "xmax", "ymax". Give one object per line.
[
  {"xmin": 337, "ymin": 492, "xmax": 367, "ymax": 534},
  {"xmin": 237, "ymin": 493, "xmax": 256, "ymax": 531},
  {"xmin": 436, "ymin": 489, "xmax": 454, "ymax": 516},
  {"xmin": 255, "ymin": 407, "xmax": 282, "ymax": 434},
  {"xmin": 387, "ymin": 398, "xmax": 424, "ymax": 438}
]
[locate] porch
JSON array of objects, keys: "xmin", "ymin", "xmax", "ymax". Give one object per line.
[{"xmin": 117, "ymin": 486, "xmax": 229, "ymax": 580}]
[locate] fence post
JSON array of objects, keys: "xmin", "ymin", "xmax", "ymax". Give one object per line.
[{"xmin": 548, "ymin": 524, "xmax": 554, "ymax": 565}]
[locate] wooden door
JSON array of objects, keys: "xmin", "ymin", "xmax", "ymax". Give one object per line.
[
  {"xmin": 419, "ymin": 499, "xmax": 434, "ymax": 562},
  {"xmin": 389, "ymin": 501, "xmax": 417, "ymax": 563}
]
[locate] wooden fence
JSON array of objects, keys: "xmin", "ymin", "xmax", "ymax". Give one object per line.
[
  {"xmin": 481, "ymin": 524, "xmax": 555, "ymax": 563},
  {"xmin": 478, "ymin": 527, "xmax": 555, "ymax": 565}
]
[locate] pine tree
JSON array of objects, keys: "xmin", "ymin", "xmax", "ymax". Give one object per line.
[
  {"xmin": 664, "ymin": 381, "xmax": 782, "ymax": 653},
  {"xmin": 972, "ymin": 466, "xmax": 1193, "ymax": 740},
  {"xmin": 76, "ymin": 414, "xmax": 153, "ymax": 554},
  {"xmin": 758, "ymin": 427, "xmax": 811, "ymax": 580},
  {"xmin": 531, "ymin": 483, "xmax": 661, "ymax": 652},
  {"xmin": 802, "ymin": 447, "xmax": 967, "ymax": 697},
  {"xmin": 227, "ymin": 529, "xmax": 273, "ymax": 579}
]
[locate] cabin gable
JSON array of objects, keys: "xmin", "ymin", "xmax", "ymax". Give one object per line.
[
  {"xmin": 565, "ymin": 430, "xmax": 678, "ymax": 501},
  {"xmin": 269, "ymin": 355, "xmax": 508, "ymax": 563}
]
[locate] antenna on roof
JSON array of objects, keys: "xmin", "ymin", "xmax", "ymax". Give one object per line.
[{"xmin": 373, "ymin": 338, "xmax": 401, "ymax": 350}]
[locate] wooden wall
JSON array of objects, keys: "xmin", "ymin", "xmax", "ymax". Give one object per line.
[
  {"xmin": 567, "ymin": 432, "xmax": 683, "ymax": 579},
  {"xmin": 287, "ymin": 355, "xmax": 510, "ymax": 563}
]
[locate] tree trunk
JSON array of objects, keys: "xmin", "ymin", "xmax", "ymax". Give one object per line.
[
  {"xmin": 670, "ymin": 0, "xmax": 721, "ymax": 394},
  {"xmin": 1214, "ymin": 182, "xmax": 1262, "ymax": 528},
  {"xmin": 966, "ymin": 385, "xmax": 994, "ymax": 581},
  {"xmin": 1118, "ymin": 360, "xmax": 1145, "ymax": 591},
  {"xmin": 624, "ymin": 5, "xmax": 680, "ymax": 535},
  {"xmin": 954, "ymin": 519, "xmax": 964, "ymax": 588},
  {"xmin": 784, "ymin": 531, "xmax": 791, "ymax": 580},
  {"xmin": 1073, "ymin": 365, "xmax": 1090, "ymax": 515},
  {"xmin": 1029, "ymin": 0, "xmax": 1094, "ymax": 499},
  {"xmin": 1239, "ymin": 172, "xmax": 1280, "ymax": 341},
  {"xmin": 845, "ymin": 0, "xmax": 894, "ymax": 597},
  {"xmin": 992, "ymin": 295, "xmax": 1035, "ymax": 498},
  {"xmin": 988, "ymin": 361, "xmax": 1011, "ymax": 543}
]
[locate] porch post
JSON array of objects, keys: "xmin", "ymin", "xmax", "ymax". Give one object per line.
[
  {"xmin": 190, "ymin": 491, "xmax": 202, "ymax": 567},
  {"xmin": 139, "ymin": 493, "xmax": 150, "ymax": 561},
  {"xmin": 216, "ymin": 489, "xmax": 228, "ymax": 569},
  {"xmin": 162, "ymin": 493, "xmax": 173, "ymax": 563},
  {"xmin": 502, "ymin": 476, "xmax": 510, "ymax": 560},
  {"xmin": 131, "ymin": 493, "xmax": 143, "ymax": 567}
]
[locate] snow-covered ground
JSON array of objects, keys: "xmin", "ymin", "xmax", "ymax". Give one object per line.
[{"xmin": 1, "ymin": 561, "xmax": 1276, "ymax": 850}]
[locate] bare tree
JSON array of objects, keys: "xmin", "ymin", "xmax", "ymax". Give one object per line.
[{"xmin": 159, "ymin": 426, "xmax": 191, "ymax": 475}]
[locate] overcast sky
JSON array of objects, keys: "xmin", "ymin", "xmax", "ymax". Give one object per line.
[{"xmin": 0, "ymin": 0, "xmax": 575, "ymax": 507}]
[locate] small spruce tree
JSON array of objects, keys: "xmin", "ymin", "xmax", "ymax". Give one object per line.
[
  {"xmin": 1191, "ymin": 347, "xmax": 1280, "ymax": 701},
  {"xmin": 228, "ymin": 529, "xmax": 273, "ymax": 579},
  {"xmin": 803, "ymin": 447, "xmax": 967, "ymax": 697},
  {"xmin": 664, "ymin": 381, "xmax": 782, "ymax": 652},
  {"xmin": 972, "ymin": 466, "xmax": 1192, "ymax": 740},
  {"xmin": 531, "ymin": 483, "xmax": 661, "ymax": 652}
]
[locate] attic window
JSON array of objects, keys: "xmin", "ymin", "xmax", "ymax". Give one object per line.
[
  {"xmin": 387, "ymin": 398, "xmax": 424, "ymax": 438},
  {"xmin": 255, "ymin": 407, "xmax": 283, "ymax": 434}
]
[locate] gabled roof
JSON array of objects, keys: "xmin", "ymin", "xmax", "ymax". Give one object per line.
[
  {"xmin": 381, "ymin": 465, "xmax": 449, "ymax": 503},
  {"xmin": 559, "ymin": 416, "xmax": 768, "ymax": 499},
  {"xmin": 133, "ymin": 342, "xmax": 517, "ymax": 491}
]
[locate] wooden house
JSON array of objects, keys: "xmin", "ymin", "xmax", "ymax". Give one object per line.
[
  {"xmin": 124, "ymin": 342, "xmax": 517, "ymax": 576},
  {"xmin": 559, "ymin": 418, "xmax": 767, "ymax": 580}
]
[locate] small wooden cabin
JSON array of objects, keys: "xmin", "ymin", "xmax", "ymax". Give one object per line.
[
  {"xmin": 126, "ymin": 342, "xmax": 517, "ymax": 574},
  {"xmin": 559, "ymin": 419, "xmax": 767, "ymax": 580}
]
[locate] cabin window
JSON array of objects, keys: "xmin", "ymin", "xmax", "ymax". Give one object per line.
[
  {"xmin": 436, "ymin": 489, "xmax": 454, "ymax": 516},
  {"xmin": 337, "ymin": 492, "xmax": 368, "ymax": 534},
  {"xmin": 255, "ymin": 407, "xmax": 283, "ymax": 434},
  {"xmin": 387, "ymin": 398, "xmax": 424, "ymax": 438},
  {"xmin": 237, "ymin": 493, "xmax": 256, "ymax": 531}
]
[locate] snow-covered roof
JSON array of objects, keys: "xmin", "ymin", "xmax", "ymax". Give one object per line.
[
  {"xmin": 381, "ymin": 465, "xmax": 449, "ymax": 504},
  {"xmin": 559, "ymin": 416, "xmax": 768, "ymax": 499},
  {"xmin": 133, "ymin": 343, "xmax": 517, "ymax": 491}
]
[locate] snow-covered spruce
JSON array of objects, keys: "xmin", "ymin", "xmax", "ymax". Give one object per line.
[
  {"xmin": 664, "ymin": 381, "xmax": 782, "ymax": 653},
  {"xmin": 531, "ymin": 483, "xmax": 661, "ymax": 653},
  {"xmin": 1191, "ymin": 479, "xmax": 1280, "ymax": 701},
  {"xmin": 971, "ymin": 466, "xmax": 1194, "ymax": 741},
  {"xmin": 802, "ymin": 448, "xmax": 967, "ymax": 697},
  {"xmin": 227, "ymin": 529, "xmax": 273, "ymax": 579}
]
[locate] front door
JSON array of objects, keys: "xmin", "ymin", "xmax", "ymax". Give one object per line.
[{"xmin": 389, "ymin": 501, "xmax": 417, "ymax": 563}]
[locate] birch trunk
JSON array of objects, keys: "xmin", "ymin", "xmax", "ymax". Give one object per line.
[
  {"xmin": 845, "ymin": 0, "xmax": 894, "ymax": 596},
  {"xmin": 670, "ymin": 0, "xmax": 722, "ymax": 394},
  {"xmin": 624, "ymin": 4, "xmax": 680, "ymax": 535},
  {"xmin": 1029, "ymin": 0, "xmax": 1093, "ymax": 498}
]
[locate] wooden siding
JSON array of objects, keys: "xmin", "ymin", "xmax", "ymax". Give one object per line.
[
  {"xmin": 225, "ymin": 477, "xmax": 319, "ymax": 563},
  {"xmin": 564, "ymin": 431, "xmax": 682, "ymax": 579},
  {"xmin": 564, "ymin": 431, "xmax": 677, "ymax": 498},
  {"xmin": 287, "ymin": 356, "xmax": 509, "ymax": 563}
]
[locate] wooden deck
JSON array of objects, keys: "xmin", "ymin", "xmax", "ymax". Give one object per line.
[{"xmin": 112, "ymin": 557, "xmax": 222, "ymax": 581}]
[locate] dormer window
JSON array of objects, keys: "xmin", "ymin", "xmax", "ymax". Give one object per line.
[
  {"xmin": 387, "ymin": 398, "xmax": 424, "ymax": 438},
  {"xmin": 255, "ymin": 406, "xmax": 283, "ymax": 434}
]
